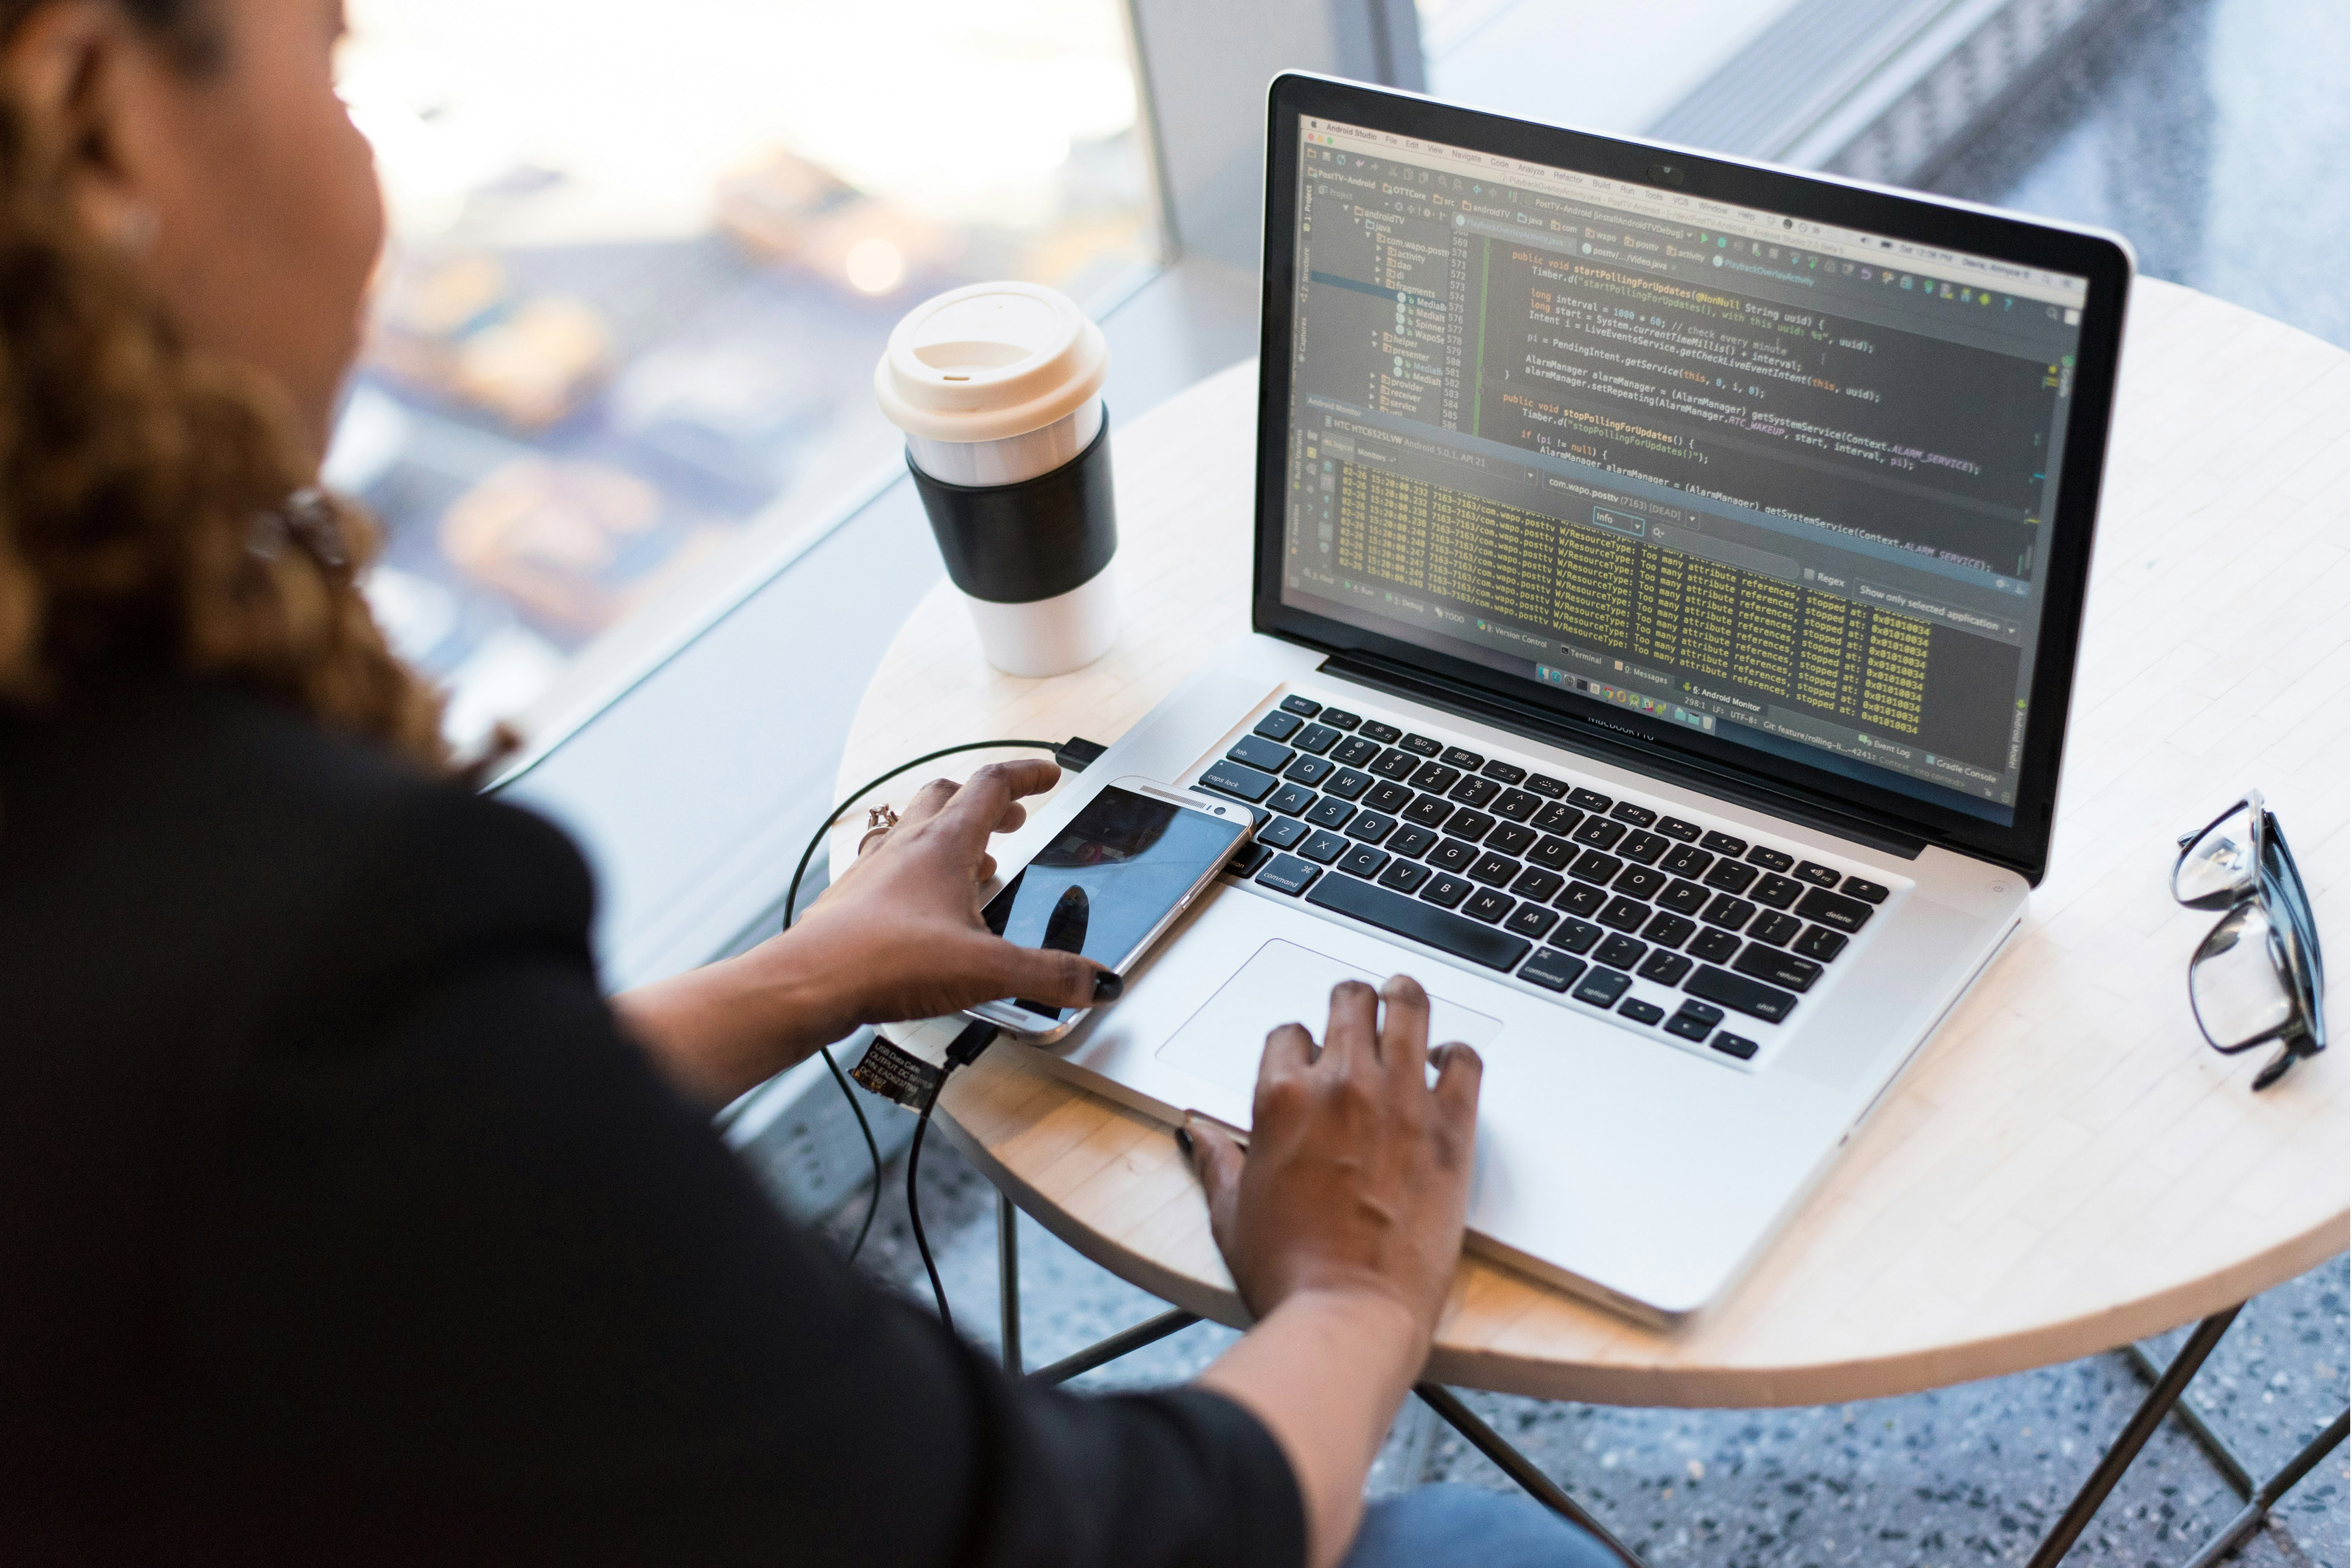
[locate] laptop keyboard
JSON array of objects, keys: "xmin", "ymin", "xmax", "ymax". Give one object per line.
[{"xmin": 1197, "ymin": 693, "xmax": 1893, "ymax": 1066}]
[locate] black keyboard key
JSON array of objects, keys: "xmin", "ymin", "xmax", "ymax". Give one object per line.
[
  {"xmin": 1613, "ymin": 865, "xmax": 1668, "ymax": 900},
  {"xmin": 1595, "ymin": 932, "xmax": 1646, "ymax": 970},
  {"xmin": 1529, "ymin": 801, "xmax": 1582, "ymax": 835},
  {"xmin": 1618, "ymin": 831, "xmax": 1669, "ymax": 865},
  {"xmin": 1199, "ymin": 758, "xmax": 1280, "ymax": 802},
  {"xmin": 1701, "ymin": 894, "xmax": 1757, "ymax": 931},
  {"xmin": 1257, "ymin": 816, "xmax": 1311, "ymax": 850},
  {"xmin": 1298, "ymin": 829, "xmax": 1351, "ymax": 864},
  {"xmin": 1254, "ymin": 710, "xmax": 1303, "ymax": 742},
  {"xmin": 1338, "ymin": 845, "xmax": 1389, "ymax": 880},
  {"xmin": 1796, "ymin": 886, "xmax": 1876, "ymax": 933},
  {"xmin": 1524, "ymin": 773, "xmax": 1569, "ymax": 799},
  {"xmin": 1227, "ymin": 842, "xmax": 1273, "ymax": 878},
  {"xmin": 1400, "ymin": 732, "xmax": 1442, "ymax": 756},
  {"xmin": 1572, "ymin": 817, "xmax": 1627, "ymax": 850},
  {"xmin": 1712, "ymin": 1031, "xmax": 1759, "ymax": 1061},
  {"xmin": 1657, "ymin": 816, "xmax": 1702, "ymax": 843},
  {"xmin": 1227, "ymin": 734, "xmax": 1294, "ymax": 773},
  {"xmin": 1619, "ymin": 998, "xmax": 1665, "ymax": 1026},
  {"xmin": 1665, "ymin": 1001, "xmax": 1722, "ymax": 1040},
  {"xmin": 1482, "ymin": 760, "xmax": 1527, "ymax": 785},
  {"xmin": 1255, "ymin": 854, "xmax": 1320, "ymax": 894},
  {"xmin": 1686, "ymin": 965, "xmax": 1797, "ymax": 1022},
  {"xmin": 1268, "ymin": 782, "xmax": 1318, "ymax": 817},
  {"xmin": 1793, "ymin": 925, "xmax": 1849, "ymax": 963},
  {"xmin": 1449, "ymin": 776, "xmax": 1501, "ymax": 809},
  {"xmin": 1427, "ymin": 838, "xmax": 1480, "ymax": 874},
  {"xmin": 1795, "ymin": 860, "xmax": 1842, "ymax": 889},
  {"xmin": 1610, "ymin": 801, "xmax": 1657, "ymax": 827},
  {"xmin": 1569, "ymin": 787, "xmax": 1613, "ymax": 813},
  {"xmin": 1419, "ymin": 872, "xmax": 1474, "ymax": 910},
  {"xmin": 1292, "ymin": 723, "xmax": 1341, "ymax": 755},
  {"xmin": 1510, "ymin": 866, "xmax": 1565, "ymax": 902},
  {"xmin": 1389, "ymin": 824, "xmax": 1439, "ymax": 859},
  {"xmin": 1404, "ymin": 794, "xmax": 1454, "ymax": 828},
  {"xmin": 1749, "ymin": 911, "xmax": 1803, "ymax": 947},
  {"xmin": 1463, "ymin": 888, "xmax": 1515, "ymax": 924},
  {"xmin": 1284, "ymin": 755, "xmax": 1336, "ymax": 787},
  {"xmin": 1378, "ymin": 859, "xmax": 1432, "ymax": 894},
  {"xmin": 1657, "ymin": 878, "xmax": 1709, "ymax": 915},
  {"xmin": 1527, "ymin": 835, "xmax": 1575, "ymax": 871},
  {"xmin": 1841, "ymin": 876, "xmax": 1890, "ymax": 905},
  {"xmin": 1332, "ymin": 735, "xmax": 1383, "ymax": 767},
  {"xmin": 1444, "ymin": 808, "xmax": 1498, "ymax": 841},
  {"xmin": 1504, "ymin": 904, "xmax": 1559, "ymax": 941},
  {"xmin": 1409, "ymin": 761, "xmax": 1461, "ymax": 793},
  {"xmin": 1702, "ymin": 860, "xmax": 1758, "ymax": 894},
  {"xmin": 1359, "ymin": 720, "xmax": 1402, "ymax": 744},
  {"xmin": 1598, "ymin": 896, "xmax": 1649, "ymax": 935},
  {"xmin": 1363, "ymin": 781, "xmax": 1414, "ymax": 815},
  {"xmin": 1440, "ymin": 746, "xmax": 1485, "ymax": 771},
  {"xmin": 1305, "ymin": 867, "xmax": 1533, "ymax": 973},
  {"xmin": 1319, "ymin": 709, "xmax": 1362, "ymax": 730},
  {"xmin": 1280, "ymin": 695, "xmax": 1322, "ymax": 717},
  {"xmin": 1485, "ymin": 823, "xmax": 1538, "ymax": 857},
  {"xmin": 1469, "ymin": 852, "xmax": 1520, "ymax": 888},
  {"xmin": 1370, "ymin": 747, "xmax": 1421, "ymax": 780},
  {"xmin": 1638, "ymin": 951, "xmax": 1694, "ymax": 986},
  {"xmin": 1569, "ymin": 850, "xmax": 1624, "ymax": 884},
  {"xmin": 1324, "ymin": 769, "xmax": 1373, "ymax": 801},
  {"xmin": 1751, "ymin": 873, "xmax": 1803, "ymax": 910},
  {"xmin": 1688, "ymin": 927, "xmax": 1741, "ymax": 964},
  {"xmin": 1700, "ymin": 831, "xmax": 1748, "ymax": 857},
  {"xmin": 1573, "ymin": 968, "xmax": 1632, "ymax": 1007},
  {"xmin": 1549, "ymin": 918, "xmax": 1603, "ymax": 954},
  {"xmin": 1733, "ymin": 944, "xmax": 1822, "ymax": 992},
  {"xmin": 1745, "ymin": 844, "xmax": 1795, "ymax": 873},
  {"xmin": 1304, "ymin": 796, "xmax": 1356, "ymax": 830},
  {"xmin": 1345, "ymin": 811, "xmax": 1398, "ymax": 843},
  {"xmin": 1642, "ymin": 911, "xmax": 1697, "ymax": 948},
  {"xmin": 1490, "ymin": 788, "xmax": 1540, "ymax": 823},
  {"xmin": 1660, "ymin": 844, "xmax": 1713, "ymax": 880},
  {"xmin": 1554, "ymin": 882, "xmax": 1609, "ymax": 919},
  {"xmin": 1518, "ymin": 948, "xmax": 1585, "ymax": 991}
]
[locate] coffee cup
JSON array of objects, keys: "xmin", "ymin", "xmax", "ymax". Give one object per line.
[{"xmin": 876, "ymin": 281, "xmax": 1118, "ymax": 677}]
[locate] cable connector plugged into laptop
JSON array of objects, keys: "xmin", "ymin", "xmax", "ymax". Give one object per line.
[{"xmin": 1054, "ymin": 736, "xmax": 1108, "ymax": 773}]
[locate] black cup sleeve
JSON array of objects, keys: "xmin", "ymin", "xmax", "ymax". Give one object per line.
[{"xmin": 908, "ymin": 412, "xmax": 1117, "ymax": 605}]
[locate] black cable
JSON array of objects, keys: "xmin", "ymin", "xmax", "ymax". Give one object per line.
[
  {"xmin": 775, "ymin": 737, "xmax": 1085, "ymax": 1267},
  {"xmin": 905, "ymin": 1079, "xmax": 952, "ymax": 1335}
]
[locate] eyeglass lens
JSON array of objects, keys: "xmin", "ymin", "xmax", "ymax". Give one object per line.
[
  {"xmin": 2174, "ymin": 801, "xmax": 2260, "ymax": 907},
  {"xmin": 2189, "ymin": 899, "xmax": 2298, "ymax": 1050}
]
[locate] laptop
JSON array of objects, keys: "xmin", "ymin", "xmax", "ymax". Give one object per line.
[{"xmin": 993, "ymin": 74, "xmax": 2133, "ymax": 1324}]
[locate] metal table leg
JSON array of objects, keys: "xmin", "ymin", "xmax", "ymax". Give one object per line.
[
  {"xmin": 1028, "ymin": 1308, "xmax": 1201, "ymax": 1386},
  {"xmin": 2026, "ymin": 1304, "xmax": 2244, "ymax": 1567},
  {"xmin": 1414, "ymin": 1383, "xmax": 1648, "ymax": 1568},
  {"xmin": 997, "ymin": 1190, "xmax": 1022, "ymax": 1375},
  {"xmin": 2180, "ymin": 1408, "xmax": 2350, "ymax": 1568}
]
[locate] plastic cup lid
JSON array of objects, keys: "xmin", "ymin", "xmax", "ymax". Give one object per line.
[{"xmin": 874, "ymin": 281, "xmax": 1110, "ymax": 443}]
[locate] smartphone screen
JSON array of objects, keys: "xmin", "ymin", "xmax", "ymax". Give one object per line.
[{"xmin": 981, "ymin": 785, "xmax": 1248, "ymax": 1022}]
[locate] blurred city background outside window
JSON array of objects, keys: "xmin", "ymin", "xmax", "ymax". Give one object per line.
[{"xmin": 327, "ymin": 0, "xmax": 1159, "ymax": 749}]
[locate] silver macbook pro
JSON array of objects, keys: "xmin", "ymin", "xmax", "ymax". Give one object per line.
[{"xmin": 983, "ymin": 75, "xmax": 2133, "ymax": 1324}]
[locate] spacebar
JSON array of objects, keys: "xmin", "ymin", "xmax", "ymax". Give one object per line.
[{"xmin": 1305, "ymin": 875, "xmax": 1533, "ymax": 972}]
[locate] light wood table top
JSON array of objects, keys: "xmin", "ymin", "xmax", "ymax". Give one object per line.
[{"xmin": 833, "ymin": 278, "xmax": 2348, "ymax": 1407}]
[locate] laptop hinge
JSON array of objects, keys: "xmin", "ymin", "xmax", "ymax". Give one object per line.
[{"xmin": 1320, "ymin": 650, "xmax": 1929, "ymax": 859}]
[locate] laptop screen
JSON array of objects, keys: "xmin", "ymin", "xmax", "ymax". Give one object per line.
[{"xmin": 1275, "ymin": 115, "xmax": 2095, "ymax": 828}]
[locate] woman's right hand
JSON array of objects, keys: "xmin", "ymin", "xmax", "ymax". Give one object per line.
[{"xmin": 1182, "ymin": 973, "xmax": 1482, "ymax": 1343}]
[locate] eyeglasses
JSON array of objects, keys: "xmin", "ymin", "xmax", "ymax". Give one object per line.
[{"xmin": 2173, "ymin": 791, "xmax": 2326, "ymax": 1090}]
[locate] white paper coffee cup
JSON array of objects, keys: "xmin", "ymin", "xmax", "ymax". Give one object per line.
[{"xmin": 876, "ymin": 282, "xmax": 1118, "ymax": 677}]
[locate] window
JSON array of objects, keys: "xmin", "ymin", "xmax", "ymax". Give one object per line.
[{"xmin": 330, "ymin": 0, "xmax": 1159, "ymax": 747}]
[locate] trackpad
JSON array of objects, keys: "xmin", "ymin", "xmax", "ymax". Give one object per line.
[{"xmin": 1155, "ymin": 939, "xmax": 1504, "ymax": 1096}]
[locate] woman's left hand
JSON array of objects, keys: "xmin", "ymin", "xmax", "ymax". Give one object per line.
[{"xmin": 614, "ymin": 760, "xmax": 1112, "ymax": 1104}]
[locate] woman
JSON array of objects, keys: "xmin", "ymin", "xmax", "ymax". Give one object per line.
[{"xmin": 0, "ymin": 0, "xmax": 1615, "ymax": 1562}]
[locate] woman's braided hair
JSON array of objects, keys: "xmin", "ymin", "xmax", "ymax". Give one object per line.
[{"xmin": 0, "ymin": 0, "xmax": 447, "ymax": 766}]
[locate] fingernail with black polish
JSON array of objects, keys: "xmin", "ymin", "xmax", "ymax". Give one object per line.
[
  {"xmin": 1174, "ymin": 1125, "xmax": 1193, "ymax": 1158},
  {"xmin": 1093, "ymin": 968, "xmax": 1124, "ymax": 1001}
]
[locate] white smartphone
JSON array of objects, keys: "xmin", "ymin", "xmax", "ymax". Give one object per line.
[{"xmin": 966, "ymin": 775, "xmax": 1254, "ymax": 1042}]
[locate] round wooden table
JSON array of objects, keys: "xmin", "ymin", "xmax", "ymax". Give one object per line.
[{"xmin": 834, "ymin": 277, "xmax": 2348, "ymax": 1410}]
